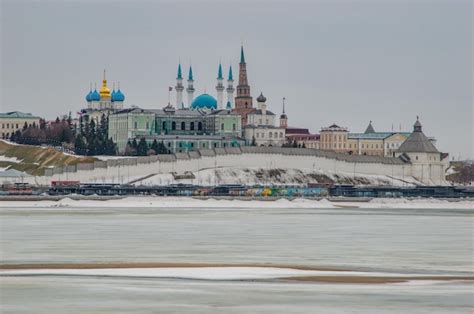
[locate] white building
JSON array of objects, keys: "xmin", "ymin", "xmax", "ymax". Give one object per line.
[{"xmin": 243, "ymin": 93, "xmax": 285, "ymax": 146}]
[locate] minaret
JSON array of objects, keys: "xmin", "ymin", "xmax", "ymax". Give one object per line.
[
  {"xmin": 175, "ymin": 63, "xmax": 184, "ymax": 109},
  {"xmin": 226, "ymin": 65, "xmax": 235, "ymax": 109},
  {"xmin": 234, "ymin": 45, "xmax": 253, "ymax": 110},
  {"xmin": 186, "ymin": 65, "xmax": 195, "ymax": 107},
  {"xmin": 216, "ymin": 63, "xmax": 225, "ymax": 109},
  {"xmin": 280, "ymin": 97, "xmax": 288, "ymax": 129}
]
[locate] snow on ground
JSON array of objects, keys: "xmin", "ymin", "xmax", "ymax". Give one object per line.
[
  {"xmin": 0, "ymin": 155, "xmax": 22, "ymax": 163},
  {"xmin": 0, "ymin": 196, "xmax": 472, "ymax": 210},
  {"xmin": 134, "ymin": 167, "xmax": 421, "ymax": 187},
  {"xmin": 0, "ymin": 267, "xmax": 442, "ymax": 281},
  {"xmin": 94, "ymin": 155, "xmax": 132, "ymax": 161}
]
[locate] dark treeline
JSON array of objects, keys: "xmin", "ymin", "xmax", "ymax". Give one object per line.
[
  {"xmin": 10, "ymin": 113, "xmax": 117, "ymax": 156},
  {"xmin": 74, "ymin": 114, "xmax": 117, "ymax": 156},
  {"xmin": 124, "ymin": 138, "xmax": 169, "ymax": 156}
]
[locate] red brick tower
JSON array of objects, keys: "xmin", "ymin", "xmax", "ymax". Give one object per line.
[{"xmin": 233, "ymin": 45, "xmax": 254, "ymax": 126}]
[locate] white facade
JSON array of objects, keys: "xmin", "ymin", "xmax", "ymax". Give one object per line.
[{"xmin": 244, "ymin": 126, "xmax": 286, "ymax": 146}]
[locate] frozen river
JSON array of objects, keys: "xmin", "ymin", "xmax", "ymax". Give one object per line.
[{"xmin": 1, "ymin": 200, "xmax": 473, "ymax": 313}]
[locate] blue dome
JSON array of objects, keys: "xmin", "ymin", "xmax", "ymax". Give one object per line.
[
  {"xmin": 91, "ymin": 89, "xmax": 100, "ymax": 101},
  {"xmin": 113, "ymin": 89, "xmax": 125, "ymax": 102},
  {"xmin": 85, "ymin": 90, "xmax": 92, "ymax": 102},
  {"xmin": 191, "ymin": 93, "xmax": 217, "ymax": 110},
  {"xmin": 111, "ymin": 89, "xmax": 116, "ymax": 102}
]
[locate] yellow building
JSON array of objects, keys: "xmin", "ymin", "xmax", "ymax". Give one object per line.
[
  {"xmin": 0, "ymin": 111, "xmax": 41, "ymax": 139},
  {"xmin": 320, "ymin": 124, "xmax": 349, "ymax": 153}
]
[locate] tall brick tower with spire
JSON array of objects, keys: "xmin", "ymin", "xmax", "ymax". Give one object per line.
[{"xmin": 233, "ymin": 45, "xmax": 254, "ymax": 126}]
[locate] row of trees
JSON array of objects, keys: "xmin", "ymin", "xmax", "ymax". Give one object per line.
[
  {"xmin": 124, "ymin": 138, "xmax": 169, "ymax": 156},
  {"xmin": 10, "ymin": 114, "xmax": 75, "ymax": 148},
  {"xmin": 74, "ymin": 114, "xmax": 117, "ymax": 156},
  {"xmin": 10, "ymin": 113, "xmax": 117, "ymax": 156}
]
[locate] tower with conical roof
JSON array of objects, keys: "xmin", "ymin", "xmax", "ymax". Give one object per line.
[
  {"xmin": 175, "ymin": 64, "xmax": 184, "ymax": 109},
  {"xmin": 396, "ymin": 117, "xmax": 447, "ymax": 185},
  {"xmin": 216, "ymin": 63, "xmax": 225, "ymax": 109},
  {"xmin": 186, "ymin": 65, "xmax": 195, "ymax": 108},
  {"xmin": 233, "ymin": 45, "xmax": 254, "ymax": 125},
  {"xmin": 226, "ymin": 65, "xmax": 235, "ymax": 109}
]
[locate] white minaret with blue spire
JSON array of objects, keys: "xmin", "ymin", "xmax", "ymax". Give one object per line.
[
  {"xmin": 186, "ymin": 65, "xmax": 195, "ymax": 108},
  {"xmin": 226, "ymin": 65, "xmax": 235, "ymax": 109},
  {"xmin": 216, "ymin": 63, "xmax": 225, "ymax": 109},
  {"xmin": 175, "ymin": 63, "xmax": 184, "ymax": 109}
]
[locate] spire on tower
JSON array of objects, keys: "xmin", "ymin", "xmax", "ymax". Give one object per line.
[
  {"xmin": 177, "ymin": 64, "xmax": 182, "ymax": 80},
  {"xmin": 188, "ymin": 65, "xmax": 193, "ymax": 81},
  {"xmin": 240, "ymin": 45, "xmax": 245, "ymax": 64},
  {"xmin": 228, "ymin": 65, "xmax": 233, "ymax": 81},
  {"xmin": 217, "ymin": 63, "xmax": 223, "ymax": 79}
]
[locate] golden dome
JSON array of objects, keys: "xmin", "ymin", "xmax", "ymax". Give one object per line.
[{"xmin": 99, "ymin": 69, "xmax": 111, "ymax": 99}]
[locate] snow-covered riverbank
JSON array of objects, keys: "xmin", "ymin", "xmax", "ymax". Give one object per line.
[{"xmin": 0, "ymin": 196, "xmax": 472, "ymax": 210}]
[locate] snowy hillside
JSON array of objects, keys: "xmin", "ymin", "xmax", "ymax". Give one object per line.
[{"xmin": 133, "ymin": 167, "xmax": 422, "ymax": 187}]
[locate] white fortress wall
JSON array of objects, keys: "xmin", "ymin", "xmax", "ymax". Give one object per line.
[{"xmin": 26, "ymin": 147, "xmax": 437, "ymax": 186}]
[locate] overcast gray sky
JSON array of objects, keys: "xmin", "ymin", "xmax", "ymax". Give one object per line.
[{"xmin": 1, "ymin": 0, "xmax": 472, "ymax": 158}]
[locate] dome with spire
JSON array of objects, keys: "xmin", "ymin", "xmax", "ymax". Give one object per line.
[
  {"xmin": 91, "ymin": 89, "xmax": 100, "ymax": 101},
  {"xmin": 257, "ymin": 92, "xmax": 266, "ymax": 103},
  {"xmin": 191, "ymin": 93, "xmax": 217, "ymax": 110},
  {"xmin": 85, "ymin": 90, "xmax": 93, "ymax": 102},
  {"xmin": 113, "ymin": 89, "xmax": 125, "ymax": 102}
]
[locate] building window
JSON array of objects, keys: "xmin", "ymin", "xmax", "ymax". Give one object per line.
[
  {"xmin": 134, "ymin": 122, "xmax": 138, "ymax": 129},
  {"xmin": 274, "ymin": 132, "xmax": 277, "ymax": 138},
  {"xmin": 256, "ymin": 133, "xmax": 259, "ymax": 138},
  {"xmin": 146, "ymin": 122, "xmax": 149, "ymax": 129},
  {"xmin": 280, "ymin": 132, "xmax": 283, "ymax": 138},
  {"xmin": 190, "ymin": 122, "xmax": 195, "ymax": 131},
  {"xmin": 416, "ymin": 156, "xmax": 418, "ymax": 160},
  {"xmin": 269, "ymin": 132, "xmax": 272, "ymax": 138},
  {"xmin": 221, "ymin": 123, "xmax": 224, "ymax": 131},
  {"xmin": 168, "ymin": 142, "xmax": 171, "ymax": 147},
  {"xmin": 214, "ymin": 143, "xmax": 217, "ymax": 148},
  {"xmin": 181, "ymin": 122, "xmax": 185, "ymax": 130},
  {"xmin": 198, "ymin": 122, "xmax": 203, "ymax": 131},
  {"xmin": 232, "ymin": 123, "xmax": 236, "ymax": 131},
  {"xmin": 172, "ymin": 121, "xmax": 176, "ymax": 130},
  {"xmin": 162, "ymin": 121, "xmax": 166, "ymax": 130}
]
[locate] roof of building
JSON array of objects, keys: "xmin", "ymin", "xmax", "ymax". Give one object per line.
[
  {"xmin": 112, "ymin": 89, "xmax": 125, "ymax": 102},
  {"xmin": 188, "ymin": 66, "xmax": 193, "ymax": 81},
  {"xmin": 142, "ymin": 134, "xmax": 245, "ymax": 141},
  {"xmin": 397, "ymin": 118, "xmax": 439, "ymax": 153},
  {"xmin": 243, "ymin": 124, "xmax": 284, "ymax": 130},
  {"xmin": 348, "ymin": 132, "xmax": 411, "ymax": 140},
  {"xmin": 248, "ymin": 109, "xmax": 275, "ymax": 116},
  {"xmin": 0, "ymin": 168, "xmax": 32, "ymax": 178},
  {"xmin": 0, "ymin": 111, "xmax": 41, "ymax": 119},
  {"xmin": 240, "ymin": 45, "xmax": 245, "ymax": 63},
  {"xmin": 191, "ymin": 93, "xmax": 217, "ymax": 110},
  {"xmin": 364, "ymin": 121, "xmax": 375, "ymax": 134},
  {"xmin": 285, "ymin": 127, "xmax": 310, "ymax": 135},
  {"xmin": 207, "ymin": 109, "xmax": 240, "ymax": 116},
  {"xmin": 91, "ymin": 89, "xmax": 100, "ymax": 101},
  {"xmin": 256, "ymin": 92, "xmax": 267, "ymax": 102}
]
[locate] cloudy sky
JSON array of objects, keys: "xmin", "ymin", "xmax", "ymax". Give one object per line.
[{"xmin": 1, "ymin": 0, "xmax": 472, "ymax": 158}]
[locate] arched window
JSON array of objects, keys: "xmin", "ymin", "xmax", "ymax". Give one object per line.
[
  {"xmin": 232, "ymin": 123, "xmax": 236, "ymax": 131},
  {"xmin": 221, "ymin": 123, "xmax": 224, "ymax": 130},
  {"xmin": 198, "ymin": 122, "xmax": 203, "ymax": 131},
  {"xmin": 172, "ymin": 121, "xmax": 176, "ymax": 130},
  {"xmin": 162, "ymin": 121, "xmax": 166, "ymax": 131},
  {"xmin": 269, "ymin": 132, "xmax": 273, "ymax": 138},
  {"xmin": 190, "ymin": 122, "xmax": 195, "ymax": 131},
  {"xmin": 181, "ymin": 122, "xmax": 185, "ymax": 130}
]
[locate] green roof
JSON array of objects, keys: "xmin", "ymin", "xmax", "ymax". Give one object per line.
[
  {"xmin": 0, "ymin": 111, "xmax": 41, "ymax": 119},
  {"xmin": 348, "ymin": 132, "xmax": 411, "ymax": 140}
]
